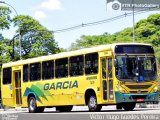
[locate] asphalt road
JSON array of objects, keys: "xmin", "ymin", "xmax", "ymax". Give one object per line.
[{"xmin": 0, "ymin": 106, "xmax": 160, "ymax": 120}]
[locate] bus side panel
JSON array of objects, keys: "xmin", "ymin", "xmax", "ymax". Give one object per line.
[
  {"xmin": 21, "ymin": 82, "xmax": 30, "ymax": 107},
  {"xmin": 1, "ymin": 84, "xmax": 14, "ymax": 107},
  {"xmin": 37, "ymin": 76, "xmax": 87, "ymax": 106},
  {"xmin": 21, "ymin": 75, "xmax": 100, "ymax": 107}
]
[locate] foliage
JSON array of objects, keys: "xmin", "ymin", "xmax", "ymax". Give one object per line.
[
  {"xmin": 70, "ymin": 14, "xmax": 160, "ymax": 61},
  {"xmin": 0, "ymin": 39, "xmax": 12, "ymax": 64},
  {"xmin": 0, "ymin": 8, "xmax": 61, "ymax": 62},
  {"xmin": 0, "ymin": 6, "xmax": 12, "ymax": 64},
  {"xmin": 69, "ymin": 28, "xmax": 134, "ymax": 51},
  {"xmin": 12, "ymin": 15, "xmax": 60, "ymax": 60},
  {"xmin": 69, "ymin": 33, "xmax": 116, "ymax": 50},
  {"xmin": 0, "ymin": 6, "xmax": 11, "ymax": 30}
]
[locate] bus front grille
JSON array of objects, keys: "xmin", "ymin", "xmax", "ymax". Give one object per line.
[
  {"xmin": 125, "ymin": 84, "xmax": 151, "ymax": 89},
  {"xmin": 130, "ymin": 91, "xmax": 148, "ymax": 94}
]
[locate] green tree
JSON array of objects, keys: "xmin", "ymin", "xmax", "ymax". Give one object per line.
[
  {"xmin": 0, "ymin": 39, "xmax": 12, "ymax": 64},
  {"xmin": 70, "ymin": 14, "xmax": 160, "ymax": 61},
  {"xmin": 0, "ymin": 6, "xmax": 12, "ymax": 64},
  {"xmin": 0, "ymin": 6, "xmax": 11, "ymax": 30},
  {"xmin": 12, "ymin": 15, "xmax": 60, "ymax": 59},
  {"xmin": 69, "ymin": 32, "xmax": 116, "ymax": 50}
]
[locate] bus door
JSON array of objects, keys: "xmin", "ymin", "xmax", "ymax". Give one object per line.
[
  {"xmin": 101, "ymin": 57, "xmax": 114, "ymax": 103},
  {"xmin": 13, "ymin": 70, "xmax": 22, "ymax": 106}
]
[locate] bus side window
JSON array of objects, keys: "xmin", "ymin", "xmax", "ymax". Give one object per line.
[
  {"xmin": 85, "ymin": 53, "xmax": 98, "ymax": 75},
  {"xmin": 3, "ymin": 67, "xmax": 12, "ymax": 84},
  {"xmin": 30, "ymin": 62, "xmax": 41, "ymax": 81},
  {"xmin": 102, "ymin": 58, "xmax": 106, "ymax": 79},
  {"xmin": 55, "ymin": 58, "xmax": 68, "ymax": 78},
  {"xmin": 70, "ymin": 55, "xmax": 84, "ymax": 76},
  {"xmin": 23, "ymin": 64, "xmax": 28, "ymax": 82},
  {"xmin": 42, "ymin": 60, "xmax": 54, "ymax": 80},
  {"xmin": 108, "ymin": 58, "xmax": 112, "ymax": 78}
]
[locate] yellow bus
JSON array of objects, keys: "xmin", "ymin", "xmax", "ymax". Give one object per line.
[{"xmin": 1, "ymin": 43, "xmax": 159, "ymax": 113}]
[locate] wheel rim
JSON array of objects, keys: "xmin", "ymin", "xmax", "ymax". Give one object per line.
[
  {"xmin": 89, "ymin": 96, "xmax": 96, "ymax": 108},
  {"xmin": 29, "ymin": 98, "xmax": 36, "ymax": 111}
]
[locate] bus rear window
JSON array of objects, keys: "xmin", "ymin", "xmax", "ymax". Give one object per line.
[
  {"xmin": 115, "ymin": 45, "xmax": 154, "ymax": 54},
  {"xmin": 3, "ymin": 67, "xmax": 12, "ymax": 84}
]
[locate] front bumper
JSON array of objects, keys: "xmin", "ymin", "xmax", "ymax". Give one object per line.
[{"xmin": 115, "ymin": 92, "xmax": 159, "ymax": 103}]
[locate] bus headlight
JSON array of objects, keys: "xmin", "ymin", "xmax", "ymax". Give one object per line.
[
  {"xmin": 118, "ymin": 86, "xmax": 126, "ymax": 93},
  {"xmin": 119, "ymin": 86, "xmax": 123, "ymax": 91},
  {"xmin": 153, "ymin": 86, "xmax": 158, "ymax": 92},
  {"xmin": 151, "ymin": 85, "xmax": 158, "ymax": 93}
]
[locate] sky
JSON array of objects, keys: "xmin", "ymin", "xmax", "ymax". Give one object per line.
[{"xmin": 0, "ymin": 0, "xmax": 159, "ymax": 49}]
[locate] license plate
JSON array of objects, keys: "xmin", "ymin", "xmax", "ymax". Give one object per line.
[{"xmin": 136, "ymin": 98, "xmax": 144, "ymax": 102}]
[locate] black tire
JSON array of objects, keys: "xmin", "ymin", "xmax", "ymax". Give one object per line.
[
  {"xmin": 37, "ymin": 107, "xmax": 45, "ymax": 113},
  {"xmin": 28, "ymin": 96, "xmax": 44, "ymax": 113},
  {"xmin": 87, "ymin": 94, "xmax": 102, "ymax": 112},
  {"xmin": 122, "ymin": 102, "xmax": 136, "ymax": 111},
  {"xmin": 116, "ymin": 103, "xmax": 122, "ymax": 110},
  {"xmin": 56, "ymin": 105, "xmax": 73, "ymax": 112}
]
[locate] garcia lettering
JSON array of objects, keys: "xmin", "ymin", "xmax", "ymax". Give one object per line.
[{"xmin": 44, "ymin": 80, "xmax": 78, "ymax": 90}]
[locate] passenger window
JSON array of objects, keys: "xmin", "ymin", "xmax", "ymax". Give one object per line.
[
  {"xmin": 85, "ymin": 53, "xmax": 98, "ymax": 75},
  {"xmin": 55, "ymin": 58, "xmax": 68, "ymax": 78},
  {"xmin": 23, "ymin": 64, "xmax": 28, "ymax": 82},
  {"xmin": 30, "ymin": 63, "xmax": 41, "ymax": 81},
  {"xmin": 42, "ymin": 60, "xmax": 54, "ymax": 80},
  {"xmin": 102, "ymin": 58, "xmax": 107, "ymax": 79},
  {"xmin": 108, "ymin": 58, "xmax": 112, "ymax": 78},
  {"xmin": 70, "ymin": 55, "xmax": 84, "ymax": 76},
  {"xmin": 3, "ymin": 67, "xmax": 12, "ymax": 84}
]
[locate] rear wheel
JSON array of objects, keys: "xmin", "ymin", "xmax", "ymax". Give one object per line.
[
  {"xmin": 87, "ymin": 94, "xmax": 102, "ymax": 112},
  {"xmin": 56, "ymin": 105, "xmax": 73, "ymax": 112},
  {"xmin": 28, "ymin": 96, "xmax": 44, "ymax": 113},
  {"xmin": 122, "ymin": 102, "xmax": 136, "ymax": 111}
]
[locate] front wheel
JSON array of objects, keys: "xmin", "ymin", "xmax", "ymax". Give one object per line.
[
  {"xmin": 28, "ymin": 96, "xmax": 44, "ymax": 113},
  {"xmin": 87, "ymin": 94, "xmax": 102, "ymax": 112},
  {"xmin": 122, "ymin": 102, "xmax": 136, "ymax": 111}
]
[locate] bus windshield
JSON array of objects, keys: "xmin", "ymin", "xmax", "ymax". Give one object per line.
[{"xmin": 115, "ymin": 55, "xmax": 157, "ymax": 82}]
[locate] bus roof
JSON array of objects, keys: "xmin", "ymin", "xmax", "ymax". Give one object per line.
[{"xmin": 2, "ymin": 43, "xmax": 151, "ymax": 68}]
